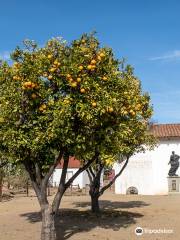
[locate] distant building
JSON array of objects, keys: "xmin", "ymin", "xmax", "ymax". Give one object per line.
[
  {"xmin": 114, "ymin": 124, "xmax": 180, "ymax": 195},
  {"xmin": 52, "ymin": 156, "xmax": 90, "ymax": 189}
]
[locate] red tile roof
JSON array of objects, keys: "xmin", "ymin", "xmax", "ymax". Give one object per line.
[
  {"xmin": 56, "ymin": 156, "xmax": 81, "ymax": 169},
  {"xmin": 150, "ymin": 124, "xmax": 180, "ymax": 138}
]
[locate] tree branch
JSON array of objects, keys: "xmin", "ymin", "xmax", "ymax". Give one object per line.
[
  {"xmin": 89, "ymin": 166, "xmax": 95, "ymax": 178},
  {"xmin": 41, "ymin": 150, "xmax": 64, "ymax": 191},
  {"xmin": 65, "ymin": 153, "xmax": 98, "ymax": 189},
  {"xmin": 99, "ymin": 157, "xmax": 129, "ymax": 196},
  {"xmin": 24, "ymin": 160, "xmax": 42, "ymax": 203},
  {"xmin": 86, "ymin": 169, "xmax": 93, "ymax": 184},
  {"xmin": 60, "ymin": 153, "xmax": 69, "ymax": 185},
  {"xmin": 35, "ymin": 163, "xmax": 42, "ymax": 187},
  {"xmin": 51, "ymin": 153, "xmax": 69, "ymax": 213}
]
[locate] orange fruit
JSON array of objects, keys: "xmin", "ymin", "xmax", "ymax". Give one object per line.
[
  {"xmin": 53, "ymin": 60, "xmax": 60, "ymax": 65},
  {"xmin": 102, "ymin": 76, "xmax": 108, "ymax": 81},
  {"xmin": 67, "ymin": 74, "xmax": 71, "ymax": 78},
  {"xmin": 97, "ymin": 56, "xmax": 102, "ymax": 61},
  {"xmin": 78, "ymin": 65, "xmax": 83, "ymax": 70},
  {"xmin": 31, "ymin": 83, "xmax": 36, "ymax": 88},
  {"xmin": 80, "ymin": 88, "xmax": 85, "ymax": 93},
  {"xmin": 92, "ymin": 102, "xmax": 97, "ymax": 107},
  {"xmin": 108, "ymin": 107, "xmax": 114, "ymax": 113},
  {"xmin": 39, "ymin": 104, "xmax": 46, "ymax": 111},
  {"xmin": 91, "ymin": 59, "xmax": 96, "ymax": 64},
  {"xmin": 77, "ymin": 77, "xmax": 81, "ymax": 82},
  {"xmin": 99, "ymin": 52, "xmax": 105, "ymax": 57},
  {"xmin": 64, "ymin": 99, "xmax": 70, "ymax": 104},
  {"xmin": 87, "ymin": 65, "xmax": 93, "ymax": 70},
  {"xmin": 50, "ymin": 67, "xmax": 56, "ymax": 73},
  {"xmin": 24, "ymin": 82, "xmax": 32, "ymax": 88},
  {"xmin": 71, "ymin": 82, "xmax": 77, "ymax": 88},
  {"xmin": 31, "ymin": 93, "xmax": 37, "ymax": 99},
  {"xmin": 47, "ymin": 54, "xmax": 53, "ymax": 59},
  {"xmin": 48, "ymin": 75, "xmax": 53, "ymax": 80}
]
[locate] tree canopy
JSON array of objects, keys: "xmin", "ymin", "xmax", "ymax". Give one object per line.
[{"xmin": 0, "ymin": 33, "xmax": 154, "ymax": 240}]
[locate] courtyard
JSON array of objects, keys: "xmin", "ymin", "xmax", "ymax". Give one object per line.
[{"xmin": 0, "ymin": 192, "xmax": 179, "ymax": 240}]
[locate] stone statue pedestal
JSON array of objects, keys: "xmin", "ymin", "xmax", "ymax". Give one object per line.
[{"xmin": 167, "ymin": 176, "xmax": 180, "ymax": 194}]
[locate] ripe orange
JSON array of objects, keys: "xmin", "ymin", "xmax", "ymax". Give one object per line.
[
  {"xmin": 78, "ymin": 65, "xmax": 83, "ymax": 70},
  {"xmin": 91, "ymin": 59, "xmax": 96, "ymax": 64},
  {"xmin": 102, "ymin": 76, "xmax": 108, "ymax": 81},
  {"xmin": 24, "ymin": 81, "xmax": 32, "ymax": 88},
  {"xmin": 47, "ymin": 54, "xmax": 53, "ymax": 59},
  {"xmin": 71, "ymin": 82, "xmax": 77, "ymax": 88},
  {"xmin": 77, "ymin": 77, "xmax": 81, "ymax": 82},
  {"xmin": 108, "ymin": 107, "xmax": 114, "ymax": 113},
  {"xmin": 87, "ymin": 65, "xmax": 93, "ymax": 70},
  {"xmin": 31, "ymin": 83, "xmax": 36, "ymax": 88},
  {"xmin": 92, "ymin": 102, "xmax": 97, "ymax": 107},
  {"xmin": 64, "ymin": 99, "xmax": 70, "ymax": 104},
  {"xmin": 39, "ymin": 104, "xmax": 46, "ymax": 111},
  {"xmin": 99, "ymin": 52, "xmax": 105, "ymax": 57},
  {"xmin": 48, "ymin": 75, "xmax": 53, "ymax": 80},
  {"xmin": 31, "ymin": 93, "xmax": 37, "ymax": 99},
  {"xmin": 50, "ymin": 67, "xmax": 56, "ymax": 73},
  {"xmin": 80, "ymin": 88, "xmax": 85, "ymax": 93},
  {"xmin": 97, "ymin": 56, "xmax": 102, "ymax": 61},
  {"xmin": 136, "ymin": 104, "xmax": 141, "ymax": 110},
  {"xmin": 67, "ymin": 74, "xmax": 71, "ymax": 78},
  {"xmin": 54, "ymin": 60, "xmax": 60, "ymax": 65}
]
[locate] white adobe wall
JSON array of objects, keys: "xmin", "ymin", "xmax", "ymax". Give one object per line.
[
  {"xmin": 114, "ymin": 151, "xmax": 154, "ymax": 195},
  {"xmin": 151, "ymin": 139, "xmax": 180, "ymax": 194},
  {"xmin": 52, "ymin": 168, "xmax": 90, "ymax": 189},
  {"xmin": 114, "ymin": 139, "xmax": 180, "ymax": 195}
]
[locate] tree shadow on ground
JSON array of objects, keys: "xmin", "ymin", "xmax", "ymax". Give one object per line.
[
  {"xmin": 20, "ymin": 200, "xmax": 148, "ymax": 240},
  {"xmin": 73, "ymin": 200, "xmax": 150, "ymax": 210},
  {"xmin": 0, "ymin": 193, "xmax": 14, "ymax": 203}
]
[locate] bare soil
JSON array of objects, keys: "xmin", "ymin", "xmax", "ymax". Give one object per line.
[{"xmin": 0, "ymin": 190, "xmax": 179, "ymax": 240}]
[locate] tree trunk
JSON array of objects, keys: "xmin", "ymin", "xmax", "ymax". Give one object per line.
[
  {"xmin": 41, "ymin": 205, "xmax": 56, "ymax": 240},
  {"xmin": 90, "ymin": 194, "xmax": 100, "ymax": 213},
  {"xmin": 0, "ymin": 169, "xmax": 3, "ymax": 202}
]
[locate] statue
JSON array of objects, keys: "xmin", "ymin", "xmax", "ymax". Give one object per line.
[{"xmin": 168, "ymin": 151, "xmax": 180, "ymax": 176}]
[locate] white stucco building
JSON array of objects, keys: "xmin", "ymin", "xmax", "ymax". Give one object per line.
[
  {"xmin": 52, "ymin": 156, "xmax": 90, "ymax": 189},
  {"xmin": 114, "ymin": 124, "xmax": 180, "ymax": 195}
]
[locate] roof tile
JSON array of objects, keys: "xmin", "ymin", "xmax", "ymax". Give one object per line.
[{"xmin": 150, "ymin": 124, "xmax": 180, "ymax": 138}]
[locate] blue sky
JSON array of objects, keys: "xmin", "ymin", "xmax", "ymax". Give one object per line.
[{"xmin": 1, "ymin": 0, "xmax": 180, "ymax": 123}]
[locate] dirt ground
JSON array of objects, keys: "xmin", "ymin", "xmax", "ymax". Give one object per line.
[{"xmin": 0, "ymin": 191, "xmax": 179, "ymax": 240}]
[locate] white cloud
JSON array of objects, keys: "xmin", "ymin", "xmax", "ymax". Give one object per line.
[
  {"xmin": 0, "ymin": 51, "xmax": 10, "ymax": 60},
  {"xmin": 149, "ymin": 50, "xmax": 180, "ymax": 61}
]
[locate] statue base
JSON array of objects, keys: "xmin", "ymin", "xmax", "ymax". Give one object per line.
[{"xmin": 167, "ymin": 176, "xmax": 180, "ymax": 194}]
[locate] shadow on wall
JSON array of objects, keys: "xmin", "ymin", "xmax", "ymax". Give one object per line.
[{"xmin": 20, "ymin": 200, "xmax": 149, "ymax": 240}]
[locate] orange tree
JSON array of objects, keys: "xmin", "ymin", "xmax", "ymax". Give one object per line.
[
  {"xmin": 80, "ymin": 66, "xmax": 155, "ymax": 212},
  {"xmin": 0, "ymin": 34, "xmax": 153, "ymax": 240}
]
